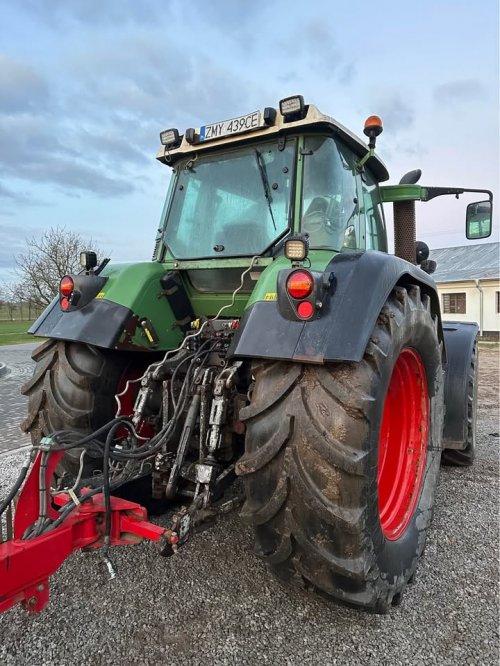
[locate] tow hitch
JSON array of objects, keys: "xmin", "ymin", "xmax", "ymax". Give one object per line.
[
  {"xmin": 0, "ymin": 449, "xmax": 179, "ymax": 614},
  {"xmin": 2, "ymin": 317, "xmax": 247, "ymax": 614}
]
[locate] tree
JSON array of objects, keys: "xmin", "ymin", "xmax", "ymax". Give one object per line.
[
  {"xmin": 0, "ymin": 283, "xmax": 18, "ymax": 320},
  {"xmin": 14, "ymin": 227, "xmax": 104, "ymax": 308}
]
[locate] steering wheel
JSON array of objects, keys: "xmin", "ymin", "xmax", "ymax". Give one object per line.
[{"xmin": 302, "ymin": 197, "xmax": 338, "ymax": 235}]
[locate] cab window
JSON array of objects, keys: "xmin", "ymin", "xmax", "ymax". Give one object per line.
[
  {"xmin": 163, "ymin": 139, "xmax": 295, "ymax": 259},
  {"xmin": 301, "ymin": 136, "xmax": 360, "ymax": 251},
  {"xmin": 362, "ymin": 170, "xmax": 387, "ymax": 252}
]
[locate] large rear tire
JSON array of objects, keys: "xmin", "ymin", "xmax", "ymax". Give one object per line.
[
  {"xmin": 21, "ymin": 339, "xmax": 151, "ymax": 481},
  {"xmin": 441, "ymin": 339, "xmax": 477, "ymax": 466},
  {"xmin": 237, "ymin": 285, "xmax": 444, "ymax": 612}
]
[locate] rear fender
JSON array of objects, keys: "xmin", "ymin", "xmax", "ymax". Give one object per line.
[
  {"xmin": 29, "ymin": 262, "xmax": 184, "ymax": 351},
  {"xmin": 442, "ymin": 322, "xmax": 478, "ymax": 450},
  {"xmin": 229, "ymin": 250, "xmax": 444, "ymax": 364}
]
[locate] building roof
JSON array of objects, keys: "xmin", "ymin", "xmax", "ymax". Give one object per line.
[{"xmin": 430, "ymin": 242, "xmax": 500, "ymax": 283}]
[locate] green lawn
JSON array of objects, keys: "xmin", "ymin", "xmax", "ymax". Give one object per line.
[{"xmin": 0, "ymin": 320, "xmax": 38, "ymax": 346}]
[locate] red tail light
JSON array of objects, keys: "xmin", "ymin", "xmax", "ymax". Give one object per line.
[
  {"xmin": 286, "ymin": 270, "xmax": 313, "ymax": 299},
  {"xmin": 297, "ymin": 301, "xmax": 314, "ymax": 319},
  {"xmin": 60, "ymin": 276, "xmax": 74, "ymax": 297},
  {"xmin": 60, "ymin": 297, "xmax": 70, "ymax": 311}
]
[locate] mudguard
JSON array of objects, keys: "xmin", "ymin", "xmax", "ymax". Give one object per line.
[
  {"xmin": 28, "ymin": 262, "xmax": 183, "ymax": 351},
  {"xmin": 229, "ymin": 250, "xmax": 444, "ymax": 364},
  {"xmin": 442, "ymin": 322, "xmax": 478, "ymax": 450}
]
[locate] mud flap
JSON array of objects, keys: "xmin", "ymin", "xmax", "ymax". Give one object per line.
[{"xmin": 442, "ymin": 321, "xmax": 478, "ymax": 450}]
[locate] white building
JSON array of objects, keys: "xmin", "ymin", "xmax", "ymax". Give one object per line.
[{"xmin": 431, "ymin": 242, "xmax": 500, "ymax": 339}]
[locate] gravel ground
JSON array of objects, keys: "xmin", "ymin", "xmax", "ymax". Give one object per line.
[{"xmin": 0, "ymin": 350, "xmax": 498, "ymax": 666}]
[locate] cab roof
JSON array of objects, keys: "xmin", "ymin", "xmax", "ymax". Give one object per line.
[{"xmin": 156, "ymin": 102, "xmax": 390, "ymax": 182}]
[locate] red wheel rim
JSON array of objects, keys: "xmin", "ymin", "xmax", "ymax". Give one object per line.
[{"xmin": 378, "ymin": 348, "xmax": 429, "ymax": 541}]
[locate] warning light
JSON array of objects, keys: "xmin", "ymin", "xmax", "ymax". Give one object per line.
[{"xmin": 363, "ymin": 115, "xmax": 383, "ymax": 150}]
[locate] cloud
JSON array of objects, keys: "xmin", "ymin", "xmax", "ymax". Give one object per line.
[
  {"xmin": 337, "ymin": 62, "xmax": 357, "ymax": 86},
  {"xmin": 376, "ymin": 95, "xmax": 415, "ymax": 133},
  {"xmin": 301, "ymin": 19, "xmax": 340, "ymax": 64},
  {"xmin": 11, "ymin": 0, "xmax": 164, "ymax": 28},
  {"xmin": 21, "ymin": 158, "xmax": 133, "ymax": 197},
  {"xmin": 0, "ymin": 53, "xmax": 50, "ymax": 113},
  {"xmin": 0, "ymin": 182, "xmax": 25, "ymax": 203},
  {"xmin": 275, "ymin": 18, "xmax": 356, "ymax": 88},
  {"xmin": 66, "ymin": 35, "xmax": 256, "ymax": 127},
  {"xmin": 434, "ymin": 79, "xmax": 487, "ymax": 104},
  {"xmin": 0, "ymin": 114, "xmax": 137, "ymax": 197},
  {"xmin": 0, "ymin": 9, "xmax": 352, "ymax": 204},
  {"xmin": 0, "ymin": 223, "xmax": 37, "ymax": 273}
]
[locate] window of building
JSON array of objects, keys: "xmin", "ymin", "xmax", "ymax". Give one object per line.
[
  {"xmin": 496, "ymin": 291, "xmax": 500, "ymax": 314},
  {"xmin": 442, "ymin": 293, "xmax": 466, "ymax": 314}
]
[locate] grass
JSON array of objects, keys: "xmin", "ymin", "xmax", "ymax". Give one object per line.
[{"xmin": 0, "ymin": 320, "xmax": 38, "ymax": 346}]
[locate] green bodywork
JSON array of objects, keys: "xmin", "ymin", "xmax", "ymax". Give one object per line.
[
  {"xmin": 96, "ymin": 247, "xmax": 338, "ymax": 351},
  {"xmin": 99, "ymin": 261, "xmax": 183, "ymax": 349},
  {"xmin": 36, "ymin": 99, "xmax": 491, "ymax": 352}
]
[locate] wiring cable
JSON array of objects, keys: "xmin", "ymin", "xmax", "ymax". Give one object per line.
[
  {"xmin": 0, "ymin": 451, "xmax": 31, "ymax": 518},
  {"xmin": 17, "ymin": 258, "xmax": 259, "ymax": 539}
]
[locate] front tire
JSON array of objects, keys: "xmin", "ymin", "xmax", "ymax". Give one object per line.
[{"xmin": 237, "ymin": 285, "xmax": 444, "ymax": 612}]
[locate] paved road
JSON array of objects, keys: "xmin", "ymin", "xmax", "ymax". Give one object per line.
[{"xmin": 0, "ymin": 343, "xmax": 37, "ymax": 455}]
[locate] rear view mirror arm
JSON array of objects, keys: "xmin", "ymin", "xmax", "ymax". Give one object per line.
[{"xmin": 422, "ymin": 187, "xmax": 493, "ymax": 203}]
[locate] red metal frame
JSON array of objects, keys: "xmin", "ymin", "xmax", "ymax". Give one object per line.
[{"xmin": 0, "ymin": 451, "xmax": 176, "ymax": 614}]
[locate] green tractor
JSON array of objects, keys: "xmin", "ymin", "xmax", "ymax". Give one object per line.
[{"xmin": 22, "ymin": 95, "xmax": 492, "ymax": 612}]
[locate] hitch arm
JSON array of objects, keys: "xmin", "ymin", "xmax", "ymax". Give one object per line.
[{"xmin": 0, "ymin": 451, "xmax": 178, "ymax": 614}]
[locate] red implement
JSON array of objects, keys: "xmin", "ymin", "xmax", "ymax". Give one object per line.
[{"xmin": 0, "ymin": 451, "xmax": 177, "ymax": 614}]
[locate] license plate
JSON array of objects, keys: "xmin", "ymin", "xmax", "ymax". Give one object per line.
[{"xmin": 199, "ymin": 111, "xmax": 263, "ymax": 142}]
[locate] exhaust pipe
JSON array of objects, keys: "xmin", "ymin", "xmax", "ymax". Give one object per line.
[{"xmin": 394, "ymin": 200, "xmax": 416, "ymax": 264}]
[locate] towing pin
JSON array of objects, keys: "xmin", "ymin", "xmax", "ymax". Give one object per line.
[
  {"xmin": 102, "ymin": 554, "xmax": 117, "ymax": 580},
  {"xmin": 101, "ymin": 539, "xmax": 117, "ymax": 579}
]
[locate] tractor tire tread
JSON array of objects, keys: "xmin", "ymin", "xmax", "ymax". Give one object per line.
[{"xmin": 239, "ymin": 284, "xmax": 443, "ymax": 611}]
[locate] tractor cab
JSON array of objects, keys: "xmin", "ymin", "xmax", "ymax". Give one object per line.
[{"xmin": 153, "ymin": 96, "xmax": 390, "ymax": 287}]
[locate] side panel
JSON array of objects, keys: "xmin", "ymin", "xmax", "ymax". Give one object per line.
[
  {"xmin": 442, "ymin": 322, "xmax": 478, "ymax": 450},
  {"xmin": 229, "ymin": 251, "xmax": 443, "ymax": 364}
]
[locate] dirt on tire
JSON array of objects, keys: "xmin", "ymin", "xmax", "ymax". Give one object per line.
[{"xmin": 238, "ymin": 285, "xmax": 443, "ymax": 613}]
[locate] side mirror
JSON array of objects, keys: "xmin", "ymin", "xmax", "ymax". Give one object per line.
[{"xmin": 466, "ymin": 200, "xmax": 492, "ymax": 239}]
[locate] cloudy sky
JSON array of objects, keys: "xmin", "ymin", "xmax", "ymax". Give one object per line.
[{"xmin": 0, "ymin": 0, "xmax": 498, "ymax": 282}]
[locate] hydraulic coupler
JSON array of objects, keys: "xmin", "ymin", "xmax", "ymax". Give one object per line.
[{"xmin": 0, "ymin": 449, "xmax": 178, "ymax": 614}]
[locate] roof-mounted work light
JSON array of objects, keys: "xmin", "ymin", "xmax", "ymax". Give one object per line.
[
  {"xmin": 160, "ymin": 128, "xmax": 180, "ymax": 147},
  {"xmin": 279, "ymin": 95, "xmax": 306, "ymax": 121},
  {"xmin": 284, "ymin": 234, "xmax": 309, "ymax": 262}
]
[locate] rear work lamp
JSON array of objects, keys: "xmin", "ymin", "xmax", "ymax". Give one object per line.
[
  {"xmin": 80, "ymin": 251, "xmax": 97, "ymax": 271},
  {"xmin": 284, "ymin": 235, "xmax": 309, "ymax": 262}
]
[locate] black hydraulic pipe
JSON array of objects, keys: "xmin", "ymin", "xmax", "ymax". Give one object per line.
[
  {"xmin": 0, "ymin": 453, "xmax": 31, "ymax": 518},
  {"xmin": 165, "ymin": 392, "xmax": 201, "ymax": 499}
]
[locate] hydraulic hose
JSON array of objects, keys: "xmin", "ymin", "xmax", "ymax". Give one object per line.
[{"xmin": 0, "ymin": 452, "xmax": 31, "ymax": 518}]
